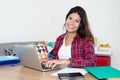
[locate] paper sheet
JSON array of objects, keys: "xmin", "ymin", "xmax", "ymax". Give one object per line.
[{"xmin": 51, "ymin": 67, "xmax": 87, "ymax": 76}]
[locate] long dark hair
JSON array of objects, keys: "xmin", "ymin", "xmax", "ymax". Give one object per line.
[{"xmin": 65, "ymin": 6, "xmax": 94, "ymax": 39}]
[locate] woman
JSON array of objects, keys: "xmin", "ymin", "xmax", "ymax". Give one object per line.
[{"xmin": 43, "ymin": 6, "xmax": 96, "ymax": 68}]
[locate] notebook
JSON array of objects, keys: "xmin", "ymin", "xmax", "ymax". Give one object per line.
[
  {"xmin": 84, "ymin": 66, "xmax": 120, "ymax": 80},
  {"xmin": 15, "ymin": 45, "xmax": 63, "ymax": 71}
]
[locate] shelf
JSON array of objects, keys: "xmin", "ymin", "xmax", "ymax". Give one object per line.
[{"xmin": 95, "ymin": 50, "xmax": 112, "ymax": 56}]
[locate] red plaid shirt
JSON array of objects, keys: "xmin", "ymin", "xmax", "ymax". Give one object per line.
[{"xmin": 52, "ymin": 33, "xmax": 96, "ymax": 68}]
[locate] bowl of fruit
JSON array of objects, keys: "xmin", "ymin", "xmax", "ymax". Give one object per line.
[{"xmin": 98, "ymin": 43, "xmax": 111, "ymax": 51}]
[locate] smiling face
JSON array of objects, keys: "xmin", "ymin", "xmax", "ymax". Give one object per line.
[{"xmin": 65, "ymin": 12, "xmax": 81, "ymax": 34}]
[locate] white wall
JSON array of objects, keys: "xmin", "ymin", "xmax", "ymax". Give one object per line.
[{"xmin": 0, "ymin": 0, "xmax": 120, "ymax": 69}]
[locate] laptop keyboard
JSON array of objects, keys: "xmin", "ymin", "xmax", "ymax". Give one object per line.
[
  {"xmin": 41, "ymin": 63, "xmax": 52, "ymax": 69},
  {"xmin": 41, "ymin": 62, "xmax": 65, "ymax": 70}
]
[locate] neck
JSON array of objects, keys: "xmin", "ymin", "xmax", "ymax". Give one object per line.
[{"xmin": 66, "ymin": 32, "xmax": 77, "ymax": 39}]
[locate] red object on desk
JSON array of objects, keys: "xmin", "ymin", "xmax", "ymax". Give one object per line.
[{"xmin": 96, "ymin": 56, "xmax": 111, "ymax": 66}]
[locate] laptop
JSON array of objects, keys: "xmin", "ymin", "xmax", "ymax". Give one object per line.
[{"xmin": 15, "ymin": 45, "xmax": 64, "ymax": 71}]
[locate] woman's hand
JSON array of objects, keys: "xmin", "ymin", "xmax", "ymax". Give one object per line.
[
  {"xmin": 40, "ymin": 58, "xmax": 49, "ymax": 64},
  {"xmin": 45, "ymin": 59, "xmax": 70, "ymax": 69}
]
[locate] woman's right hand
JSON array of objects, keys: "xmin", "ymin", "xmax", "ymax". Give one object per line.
[{"xmin": 40, "ymin": 58, "xmax": 49, "ymax": 63}]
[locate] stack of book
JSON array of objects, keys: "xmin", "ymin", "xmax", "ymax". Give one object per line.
[{"xmin": 58, "ymin": 72, "xmax": 84, "ymax": 80}]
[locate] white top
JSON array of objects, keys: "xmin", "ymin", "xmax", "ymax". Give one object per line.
[{"xmin": 58, "ymin": 36, "xmax": 71, "ymax": 59}]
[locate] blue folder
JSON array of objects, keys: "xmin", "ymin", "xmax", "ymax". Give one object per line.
[{"xmin": 0, "ymin": 56, "xmax": 20, "ymax": 65}]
